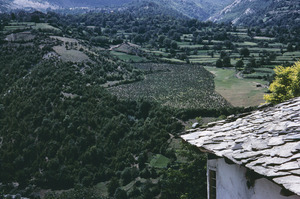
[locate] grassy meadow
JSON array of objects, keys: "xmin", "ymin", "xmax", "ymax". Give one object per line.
[{"xmin": 204, "ymin": 67, "xmax": 268, "ymax": 107}]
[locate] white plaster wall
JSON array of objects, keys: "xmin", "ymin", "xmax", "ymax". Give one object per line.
[
  {"xmin": 251, "ymin": 178, "xmax": 300, "ymax": 199},
  {"xmin": 207, "ymin": 158, "xmax": 300, "ymax": 199}
]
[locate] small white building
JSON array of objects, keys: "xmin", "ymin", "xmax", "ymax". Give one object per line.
[{"xmin": 182, "ymin": 97, "xmax": 300, "ymax": 199}]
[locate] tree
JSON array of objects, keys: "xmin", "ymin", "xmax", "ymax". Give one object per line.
[
  {"xmin": 235, "ymin": 60, "xmax": 244, "ymax": 70},
  {"xmin": 161, "ymin": 144, "xmax": 207, "ymax": 199},
  {"xmin": 107, "ymin": 177, "xmax": 120, "ymax": 196},
  {"xmin": 216, "ymin": 59, "xmax": 223, "ymax": 68},
  {"xmin": 248, "ymin": 58, "xmax": 256, "ymax": 68},
  {"xmin": 287, "ymin": 43, "xmax": 294, "ymax": 52},
  {"xmin": 114, "ymin": 188, "xmax": 127, "ymax": 199},
  {"xmin": 223, "ymin": 56, "xmax": 231, "ymax": 67},
  {"xmin": 31, "ymin": 15, "xmax": 40, "ymax": 23},
  {"xmin": 171, "ymin": 41, "xmax": 178, "ymax": 49},
  {"xmin": 220, "ymin": 51, "xmax": 227, "ymax": 59},
  {"xmin": 240, "ymin": 47, "xmax": 250, "ymax": 57},
  {"xmin": 264, "ymin": 61, "xmax": 300, "ymax": 104}
]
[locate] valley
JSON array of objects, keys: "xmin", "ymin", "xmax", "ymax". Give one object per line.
[{"xmin": 0, "ymin": 2, "xmax": 300, "ymax": 199}]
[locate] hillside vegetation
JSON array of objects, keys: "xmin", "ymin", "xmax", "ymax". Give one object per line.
[{"xmin": 0, "ymin": 11, "xmax": 219, "ymax": 199}]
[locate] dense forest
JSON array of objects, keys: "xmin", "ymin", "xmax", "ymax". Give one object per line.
[
  {"xmin": 0, "ymin": 5, "xmax": 299, "ymax": 199},
  {"xmin": 0, "ymin": 29, "xmax": 209, "ymax": 198}
]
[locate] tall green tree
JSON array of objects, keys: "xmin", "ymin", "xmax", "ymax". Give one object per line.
[{"xmin": 264, "ymin": 61, "xmax": 300, "ymax": 103}]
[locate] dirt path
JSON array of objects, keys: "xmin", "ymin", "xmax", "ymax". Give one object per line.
[{"xmin": 235, "ymin": 71, "xmax": 243, "ymax": 79}]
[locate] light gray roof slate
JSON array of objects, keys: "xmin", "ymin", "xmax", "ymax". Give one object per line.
[{"xmin": 181, "ymin": 97, "xmax": 300, "ymax": 196}]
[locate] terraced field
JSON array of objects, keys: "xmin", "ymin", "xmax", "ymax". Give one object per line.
[
  {"xmin": 121, "ymin": 28, "xmax": 300, "ymax": 81},
  {"xmin": 2, "ymin": 22, "xmax": 60, "ymax": 33}
]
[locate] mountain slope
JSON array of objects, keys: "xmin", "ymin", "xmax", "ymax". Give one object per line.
[
  {"xmin": 210, "ymin": 0, "xmax": 300, "ymax": 26},
  {"xmin": 0, "ymin": 0, "xmax": 134, "ymax": 12},
  {"xmin": 1, "ymin": 0, "xmax": 235, "ymax": 21},
  {"xmin": 148, "ymin": 0, "xmax": 234, "ymax": 20},
  {"xmin": 0, "ymin": 0, "xmax": 58, "ymax": 11},
  {"xmin": 47, "ymin": 0, "xmax": 133, "ymax": 8}
]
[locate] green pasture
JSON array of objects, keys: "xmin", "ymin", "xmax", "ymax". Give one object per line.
[
  {"xmin": 283, "ymin": 51, "xmax": 300, "ymax": 57},
  {"xmin": 143, "ymin": 49, "xmax": 169, "ymax": 56},
  {"xmin": 111, "ymin": 51, "xmax": 147, "ymax": 62},
  {"xmin": 228, "ymin": 32, "xmax": 248, "ymax": 35},
  {"xmin": 243, "ymin": 72, "xmax": 271, "ymax": 79},
  {"xmin": 253, "ymin": 36, "xmax": 275, "ymax": 41},
  {"xmin": 4, "ymin": 22, "xmax": 60, "ymax": 32},
  {"xmin": 234, "ymin": 41, "xmax": 258, "ymax": 46},
  {"xmin": 242, "ymin": 47, "xmax": 280, "ymax": 52},
  {"xmin": 204, "ymin": 67, "xmax": 268, "ymax": 107},
  {"xmin": 276, "ymin": 56, "xmax": 297, "ymax": 61},
  {"xmin": 179, "ymin": 44, "xmax": 204, "ymax": 49},
  {"xmin": 33, "ymin": 23, "xmax": 61, "ymax": 31},
  {"xmin": 269, "ymin": 43, "xmax": 285, "ymax": 48},
  {"xmin": 178, "ymin": 41, "xmax": 190, "ymax": 45},
  {"xmin": 160, "ymin": 58, "xmax": 185, "ymax": 63},
  {"xmin": 4, "ymin": 25, "xmax": 28, "ymax": 31},
  {"xmin": 53, "ymin": 46, "xmax": 89, "ymax": 62},
  {"xmin": 189, "ymin": 55, "xmax": 212, "ymax": 58},
  {"xmin": 189, "ymin": 58, "xmax": 218, "ymax": 64},
  {"xmin": 150, "ymin": 154, "xmax": 170, "ymax": 169},
  {"xmin": 94, "ymin": 182, "xmax": 109, "ymax": 198},
  {"xmin": 196, "ymin": 50, "xmax": 211, "ymax": 54},
  {"xmin": 10, "ymin": 22, "xmax": 35, "ymax": 25},
  {"xmin": 255, "ymin": 68, "xmax": 275, "ymax": 73}
]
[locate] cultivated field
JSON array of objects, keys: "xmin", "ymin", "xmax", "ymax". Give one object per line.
[
  {"xmin": 2, "ymin": 22, "xmax": 60, "ymax": 33},
  {"xmin": 109, "ymin": 63, "xmax": 230, "ymax": 109}
]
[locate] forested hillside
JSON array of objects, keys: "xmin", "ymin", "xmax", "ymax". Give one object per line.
[
  {"xmin": 0, "ymin": 48, "xmax": 181, "ymax": 197},
  {"xmin": 0, "ymin": 10, "xmax": 223, "ymax": 199}
]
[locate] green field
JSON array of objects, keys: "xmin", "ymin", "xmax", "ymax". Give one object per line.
[
  {"xmin": 179, "ymin": 44, "xmax": 204, "ymax": 48},
  {"xmin": 253, "ymin": 36, "xmax": 275, "ymax": 41},
  {"xmin": 111, "ymin": 51, "xmax": 147, "ymax": 62},
  {"xmin": 4, "ymin": 25, "xmax": 28, "ymax": 31},
  {"xmin": 234, "ymin": 42, "xmax": 257, "ymax": 47},
  {"xmin": 204, "ymin": 67, "xmax": 268, "ymax": 107},
  {"xmin": 33, "ymin": 23, "xmax": 61, "ymax": 31},
  {"xmin": 161, "ymin": 57, "xmax": 186, "ymax": 63},
  {"xmin": 4, "ymin": 22, "xmax": 60, "ymax": 32},
  {"xmin": 53, "ymin": 46, "xmax": 89, "ymax": 62},
  {"xmin": 150, "ymin": 154, "xmax": 170, "ymax": 169}
]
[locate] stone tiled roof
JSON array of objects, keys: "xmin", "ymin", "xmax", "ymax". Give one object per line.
[{"xmin": 181, "ymin": 97, "xmax": 300, "ymax": 196}]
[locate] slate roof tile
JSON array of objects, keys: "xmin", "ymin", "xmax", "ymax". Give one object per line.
[{"xmin": 181, "ymin": 97, "xmax": 300, "ymax": 196}]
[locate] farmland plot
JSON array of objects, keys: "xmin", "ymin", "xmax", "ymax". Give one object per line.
[
  {"xmin": 204, "ymin": 67, "xmax": 268, "ymax": 107},
  {"xmin": 108, "ymin": 63, "xmax": 230, "ymax": 109}
]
